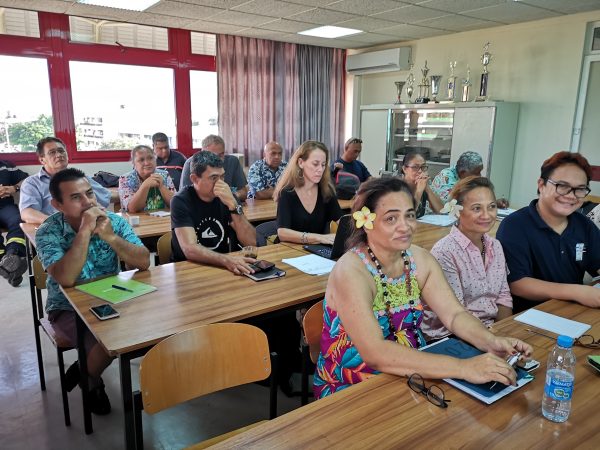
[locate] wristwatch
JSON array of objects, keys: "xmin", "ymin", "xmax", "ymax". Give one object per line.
[
  {"xmin": 14, "ymin": 185, "xmax": 20, "ymax": 192},
  {"xmin": 230, "ymin": 204, "xmax": 244, "ymax": 215}
]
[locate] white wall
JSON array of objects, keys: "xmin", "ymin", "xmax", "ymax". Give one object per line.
[{"xmin": 352, "ymin": 10, "xmax": 600, "ymax": 205}]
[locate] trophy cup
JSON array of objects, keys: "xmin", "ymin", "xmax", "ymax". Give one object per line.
[
  {"xmin": 415, "ymin": 60, "xmax": 430, "ymax": 103},
  {"xmin": 476, "ymin": 42, "xmax": 492, "ymax": 101},
  {"xmin": 406, "ymin": 65, "xmax": 415, "ymax": 104},
  {"xmin": 430, "ymin": 75, "xmax": 442, "ymax": 103},
  {"xmin": 447, "ymin": 61, "xmax": 457, "ymax": 101},
  {"xmin": 394, "ymin": 81, "xmax": 406, "ymax": 104},
  {"xmin": 461, "ymin": 66, "xmax": 472, "ymax": 102}
]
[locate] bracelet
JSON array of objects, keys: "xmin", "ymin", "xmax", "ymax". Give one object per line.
[{"xmin": 301, "ymin": 232, "xmax": 308, "ymax": 244}]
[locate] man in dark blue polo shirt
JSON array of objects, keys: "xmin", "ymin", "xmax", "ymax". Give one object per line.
[
  {"xmin": 497, "ymin": 151, "xmax": 600, "ymax": 313},
  {"xmin": 331, "ymin": 137, "xmax": 372, "ymax": 183}
]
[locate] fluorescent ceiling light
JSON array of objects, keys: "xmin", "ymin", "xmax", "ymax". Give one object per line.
[
  {"xmin": 299, "ymin": 26, "xmax": 362, "ymax": 39},
  {"xmin": 77, "ymin": 0, "xmax": 160, "ymax": 11}
]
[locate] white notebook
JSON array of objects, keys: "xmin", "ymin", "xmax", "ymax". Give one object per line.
[{"xmin": 515, "ymin": 309, "xmax": 591, "ymax": 338}]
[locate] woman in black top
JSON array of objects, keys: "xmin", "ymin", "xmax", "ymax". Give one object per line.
[
  {"xmin": 274, "ymin": 141, "xmax": 343, "ymax": 244},
  {"xmin": 400, "ymin": 150, "xmax": 443, "ymax": 218}
]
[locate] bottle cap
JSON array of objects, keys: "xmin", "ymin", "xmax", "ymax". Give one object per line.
[{"xmin": 557, "ymin": 335, "xmax": 574, "ymax": 348}]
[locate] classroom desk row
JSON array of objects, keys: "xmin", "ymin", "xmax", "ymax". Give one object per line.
[{"xmin": 210, "ymin": 299, "xmax": 600, "ymax": 449}]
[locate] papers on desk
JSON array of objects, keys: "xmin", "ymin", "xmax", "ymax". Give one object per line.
[
  {"xmin": 149, "ymin": 211, "xmax": 170, "ymax": 217},
  {"xmin": 282, "ymin": 254, "xmax": 335, "ymax": 276},
  {"xmin": 75, "ymin": 275, "xmax": 157, "ymax": 304},
  {"xmin": 515, "ymin": 309, "xmax": 591, "ymax": 339},
  {"xmin": 420, "ymin": 337, "xmax": 534, "ymax": 405},
  {"xmin": 417, "ymin": 214, "xmax": 456, "ymax": 227},
  {"xmin": 497, "ymin": 208, "xmax": 516, "ymax": 220}
]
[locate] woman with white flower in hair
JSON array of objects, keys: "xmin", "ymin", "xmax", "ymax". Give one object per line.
[
  {"xmin": 422, "ymin": 176, "xmax": 513, "ymax": 342},
  {"xmin": 314, "ymin": 177, "xmax": 530, "ymax": 399}
]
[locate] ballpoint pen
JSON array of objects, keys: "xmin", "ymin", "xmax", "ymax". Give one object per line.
[
  {"xmin": 491, "ymin": 352, "xmax": 522, "ymax": 390},
  {"xmin": 112, "ymin": 284, "xmax": 134, "ymax": 293}
]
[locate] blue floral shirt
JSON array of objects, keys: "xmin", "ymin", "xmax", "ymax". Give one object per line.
[
  {"xmin": 431, "ymin": 166, "xmax": 459, "ymax": 203},
  {"xmin": 118, "ymin": 168, "xmax": 175, "ymax": 212},
  {"xmin": 247, "ymin": 159, "xmax": 287, "ymax": 199},
  {"xmin": 36, "ymin": 211, "xmax": 144, "ymax": 312}
]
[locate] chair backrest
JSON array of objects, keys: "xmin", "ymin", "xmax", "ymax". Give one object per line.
[
  {"xmin": 32, "ymin": 255, "xmax": 47, "ymax": 290},
  {"xmin": 302, "ymin": 300, "xmax": 324, "ymax": 364},
  {"xmin": 255, "ymin": 220, "xmax": 278, "ymax": 246},
  {"xmin": 139, "ymin": 323, "xmax": 271, "ymax": 414},
  {"xmin": 156, "ymin": 231, "xmax": 172, "ymax": 265}
]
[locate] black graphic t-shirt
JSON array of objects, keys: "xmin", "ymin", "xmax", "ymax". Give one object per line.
[{"xmin": 170, "ymin": 185, "xmax": 235, "ymax": 261}]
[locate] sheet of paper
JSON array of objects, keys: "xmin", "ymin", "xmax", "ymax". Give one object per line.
[
  {"xmin": 515, "ymin": 309, "xmax": 591, "ymax": 338},
  {"xmin": 497, "ymin": 208, "xmax": 516, "ymax": 217},
  {"xmin": 282, "ymin": 255, "xmax": 335, "ymax": 276},
  {"xmin": 75, "ymin": 275, "xmax": 157, "ymax": 304},
  {"xmin": 417, "ymin": 214, "xmax": 456, "ymax": 227},
  {"xmin": 149, "ymin": 211, "xmax": 170, "ymax": 217}
]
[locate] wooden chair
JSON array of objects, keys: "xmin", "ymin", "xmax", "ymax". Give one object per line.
[
  {"xmin": 155, "ymin": 231, "xmax": 172, "ymax": 265},
  {"xmin": 133, "ymin": 323, "xmax": 278, "ymax": 449},
  {"xmin": 30, "ymin": 256, "xmax": 76, "ymax": 427},
  {"xmin": 300, "ymin": 300, "xmax": 324, "ymax": 405}
]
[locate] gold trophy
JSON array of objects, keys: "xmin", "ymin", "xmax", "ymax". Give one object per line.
[
  {"xmin": 394, "ymin": 81, "xmax": 406, "ymax": 104},
  {"xmin": 416, "ymin": 60, "xmax": 431, "ymax": 103},
  {"xmin": 406, "ymin": 64, "xmax": 415, "ymax": 104}
]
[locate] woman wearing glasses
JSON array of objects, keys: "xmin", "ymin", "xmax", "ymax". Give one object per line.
[
  {"xmin": 422, "ymin": 176, "xmax": 513, "ymax": 342},
  {"xmin": 497, "ymin": 151, "xmax": 600, "ymax": 313},
  {"xmin": 314, "ymin": 177, "xmax": 532, "ymax": 399},
  {"xmin": 400, "ymin": 150, "xmax": 443, "ymax": 218}
]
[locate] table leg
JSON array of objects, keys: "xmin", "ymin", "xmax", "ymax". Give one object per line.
[
  {"xmin": 120, "ymin": 347, "xmax": 150, "ymax": 450},
  {"xmin": 76, "ymin": 314, "xmax": 93, "ymax": 434}
]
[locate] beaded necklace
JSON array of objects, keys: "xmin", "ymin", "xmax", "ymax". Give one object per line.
[
  {"xmin": 366, "ymin": 245, "xmax": 418, "ymax": 342},
  {"xmin": 480, "ymin": 235, "xmax": 486, "ymax": 263}
]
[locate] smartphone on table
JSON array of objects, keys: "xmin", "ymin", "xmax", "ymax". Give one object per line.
[
  {"xmin": 251, "ymin": 260, "xmax": 275, "ymax": 272},
  {"xmin": 90, "ymin": 304, "xmax": 120, "ymax": 320}
]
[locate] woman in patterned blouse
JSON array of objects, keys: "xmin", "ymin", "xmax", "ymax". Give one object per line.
[
  {"xmin": 314, "ymin": 177, "xmax": 531, "ymax": 399},
  {"xmin": 118, "ymin": 145, "xmax": 176, "ymax": 213},
  {"xmin": 422, "ymin": 176, "xmax": 513, "ymax": 342}
]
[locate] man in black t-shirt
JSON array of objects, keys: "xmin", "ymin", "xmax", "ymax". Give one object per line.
[{"xmin": 170, "ymin": 151, "xmax": 257, "ymax": 275}]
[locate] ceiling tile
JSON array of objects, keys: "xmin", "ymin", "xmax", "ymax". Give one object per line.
[
  {"xmin": 135, "ymin": 12, "xmax": 198, "ymax": 28},
  {"xmin": 209, "ymin": 9, "xmax": 278, "ymax": 26},
  {"xmin": 233, "ymin": 27, "xmax": 291, "ymax": 39},
  {"xmin": 464, "ymin": 2, "xmax": 560, "ymax": 24},
  {"xmin": 416, "ymin": 0, "xmax": 506, "ymax": 14},
  {"xmin": 182, "ymin": 19, "xmax": 246, "ymax": 34},
  {"xmin": 259, "ymin": 18, "xmax": 317, "ymax": 32},
  {"xmin": 325, "ymin": 0, "xmax": 404, "ymax": 16},
  {"xmin": 334, "ymin": 16, "xmax": 400, "ymax": 32},
  {"xmin": 342, "ymin": 32, "xmax": 398, "ymax": 44},
  {"xmin": 372, "ymin": 4, "xmax": 449, "ymax": 23},
  {"xmin": 231, "ymin": 0, "xmax": 312, "ymax": 17},
  {"xmin": 378, "ymin": 23, "xmax": 449, "ymax": 39},
  {"xmin": 177, "ymin": 0, "xmax": 249, "ymax": 7},
  {"xmin": 284, "ymin": 0, "xmax": 325, "ymax": 6},
  {"xmin": 2, "ymin": 0, "xmax": 73, "ymax": 13},
  {"xmin": 416, "ymin": 14, "xmax": 502, "ymax": 31},
  {"xmin": 146, "ymin": 1, "xmax": 223, "ymax": 19},
  {"xmin": 287, "ymin": 7, "xmax": 358, "ymax": 25},
  {"xmin": 520, "ymin": 0, "xmax": 600, "ymax": 14}
]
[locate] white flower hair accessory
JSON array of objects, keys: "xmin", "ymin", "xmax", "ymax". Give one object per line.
[
  {"xmin": 353, "ymin": 206, "xmax": 376, "ymax": 229},
  {"xmin": 440, "ymin": 199, "xmax": 463, "ymax": 218}
]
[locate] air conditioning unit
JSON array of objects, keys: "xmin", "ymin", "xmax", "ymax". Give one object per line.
[{"xmin": 346, "ymin": 47, "xmax": 412, "ymax": 75}]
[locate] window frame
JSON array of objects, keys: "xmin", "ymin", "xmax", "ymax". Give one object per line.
[{"xmin": 0, "ymin": 11, "xmax": 215, "ymax": 165}]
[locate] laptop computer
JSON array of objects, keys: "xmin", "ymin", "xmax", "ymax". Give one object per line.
[{"xmin": 303, "ymin": 214, "xmax": 353, "ymax": 260}]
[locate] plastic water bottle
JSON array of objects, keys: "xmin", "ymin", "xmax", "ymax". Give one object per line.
[{"xmin": 541, "ymin": 335, "xmax": 576, "ymax": 423}]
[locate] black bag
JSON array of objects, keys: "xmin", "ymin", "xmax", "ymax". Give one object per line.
[
  {"xmin": 335, "ymin": 171, "xmax": 360, "ymax": 200},
  {"xmin": 92, "ymin": 171, "xmax": 119, "ymax": 188}
]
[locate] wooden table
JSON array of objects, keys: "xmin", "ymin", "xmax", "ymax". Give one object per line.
[
  {"xmin": 61, "ymin": 244, "xmax": 329, "ymax": 449},
  {"xmin": 210, "ymin": 300, "xmax": 600, "ymax": 449}
]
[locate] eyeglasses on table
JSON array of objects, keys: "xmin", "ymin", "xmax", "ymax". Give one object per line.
[{"xmin": 407, "ymin": 373, "xmax": 450, "ymax": 408}]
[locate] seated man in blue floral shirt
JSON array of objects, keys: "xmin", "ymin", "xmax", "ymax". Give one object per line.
[
  {"xmin": 247, "ymin": 141, "xmax": 287, "ymax": 199},
  {"xmin": 36, "ymin": 168, "xmax": 150, "ymax": 415}
]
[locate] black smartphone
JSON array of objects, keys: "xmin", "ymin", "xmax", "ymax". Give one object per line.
[
  {"xmin": 251, "ymin": 260, "xmax": 275, "ymax": 272},
  {"xmin": 90, "ymin": 304, "xmax": 120, "ymax": 320}
]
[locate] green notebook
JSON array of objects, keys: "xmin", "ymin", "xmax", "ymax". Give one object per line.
[{"xmin": 75, "ymin": 275, "xmax": 157, "ymax": 304}]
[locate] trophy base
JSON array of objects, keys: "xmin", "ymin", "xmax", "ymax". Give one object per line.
[
  {"xmin": 475, "ymin": 96, "xmax": 488, "ymax": 102},
  {"xmin": 415, "ymin": 97, "xmax": 430, "ymax": 104}
]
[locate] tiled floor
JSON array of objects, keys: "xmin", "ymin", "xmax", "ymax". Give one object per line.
[{"xmin": 1, "ymin": 277, "xmax": 303, "ymax": 450}]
